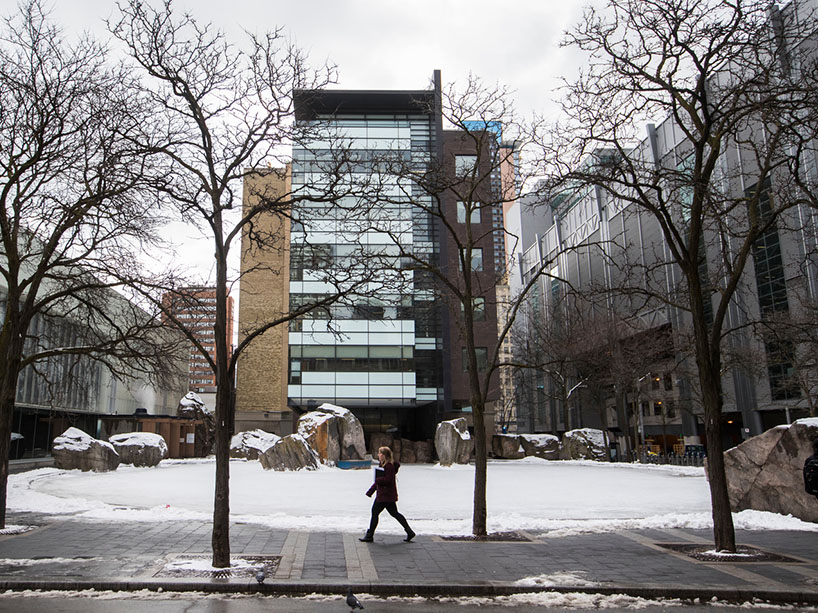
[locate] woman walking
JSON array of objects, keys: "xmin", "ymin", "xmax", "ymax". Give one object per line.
[{"xmin": 360, "ymin": 446, "xmax": 416, "ymax": 543}]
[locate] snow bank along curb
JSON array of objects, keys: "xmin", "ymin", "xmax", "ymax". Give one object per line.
[{"xmin": 0, "ymin": 578, "xmax": 815, "ymax": 606}]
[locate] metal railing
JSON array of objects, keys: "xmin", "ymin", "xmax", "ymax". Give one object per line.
[{"xmin": 622, "ymin": 451, "xmax": 705, "ymax": 467}]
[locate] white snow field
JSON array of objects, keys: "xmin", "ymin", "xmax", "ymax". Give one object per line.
[{"xmin": 8, "ymin": 457, "xmax": 818, "ymax": 536}]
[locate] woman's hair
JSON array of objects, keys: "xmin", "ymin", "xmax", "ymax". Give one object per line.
[{"xmin": 378, "ymin": 446, "xmax": 393, "ymax": 464}]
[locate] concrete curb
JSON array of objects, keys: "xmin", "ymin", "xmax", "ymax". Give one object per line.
[{"xmin": 0, "ymin": 579, "xmax": 816, "ymax": 606}]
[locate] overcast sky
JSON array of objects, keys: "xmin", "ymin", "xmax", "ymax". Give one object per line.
[
  {"xmin": 45, "ymin": 0, "xmax": 589, "ymax": 120},
  {"xmin": 32, "ymin": 0, "xmax": 592, "ymax": 283}
]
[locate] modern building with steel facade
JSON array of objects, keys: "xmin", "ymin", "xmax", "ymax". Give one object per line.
[
  {"xmin": 512, "ymin": 0, "xmax": 818, "ymax": 452},
  {"xmin": 279, "ymin": 72, "xmax": 502, "ymax": 440}
]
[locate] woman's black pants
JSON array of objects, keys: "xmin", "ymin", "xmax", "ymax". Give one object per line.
[{"xmin": 367, "ymin": 501, "xmax": 412, "ymax": 535}]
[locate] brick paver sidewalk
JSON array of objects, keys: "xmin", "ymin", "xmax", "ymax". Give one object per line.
[{"xmin": 0, "ymin": 511, "xmax": 816, "ymax": 604}]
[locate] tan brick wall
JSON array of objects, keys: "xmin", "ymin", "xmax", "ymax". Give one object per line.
[{"xmin": 235, "ymin": 167, "xmax": 292, "ymax": 434}]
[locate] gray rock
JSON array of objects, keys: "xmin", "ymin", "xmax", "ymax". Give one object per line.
[
  {"xmin": 562, "ymin": 428, "xmax": 608, "ymax": 461},
  {"xmin": 369, "ymin": 432, "xmax": 394, "ymax": 457},
  {"xmin": 108, "ymin": 432, "xmax": 168, "ymax": 467},
  {"xmin": 520, "ymin": 434, "xmax": 561, "ymax": 459},
  {"xmin": 230, "ymin": 429, "xmax": 280, "ymax": 460},
  {"xmin": 724, "ymin": 418, "xmax": 818, "ymax": 523},
  {"xmin": 296, "ymin": 403, "xmax": 366, "ymax": 463},
  {"xmin": 177, "ymin": 392, "xmax": 215, "ymax": 455},
  {"xmin": 434, "ymin": 418, "xmax": 473, "ymax": 466},
  {"xmin": 52, "ymin": 427, "xmax": 120, "ymax": 472},
  {"xmin": 401, "ymin": 447, "xmax": 417, "ymax": 463},
  {"xmin": 259, "ymin": 434, "xmax": 320, "ymax": 471},
  {"xmin": 415, "ymin": 440, "xmax": 433, "ymax": 463},
  {"xmin": 492, "ymin": 434, "xmax": 525, "ymax": 459}
]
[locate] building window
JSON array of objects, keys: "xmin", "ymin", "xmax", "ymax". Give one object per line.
[
  {"xmin": 455, "ymin": 155, "xmax": 477, "ymax": 176},
  {"xmin": 473, "ymin": 297, "xmax": 486, "ymax": 321},
  {"xmin": 456, "ymin": 201, "xmax": 481, "ymax": 224},
  {"xmin": 459, "ymin": 248, "xmax": 483, "ymax": 271},
  {"xmin": 462, "ymin": 347, "xmax": 488, "ymax": 372},
  {"xmin": 460, "ymin": 297, "xmax": 486, "ymax": 321}
]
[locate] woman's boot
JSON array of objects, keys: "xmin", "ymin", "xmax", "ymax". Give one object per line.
[{"xmin": 359, "ymin": 531, "xmax": 373, "ymax": 542}]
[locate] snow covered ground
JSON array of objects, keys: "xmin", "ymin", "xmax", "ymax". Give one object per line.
[{"xmin": 8, "ymin": 457, "xmax": 818, "ymax": 536}]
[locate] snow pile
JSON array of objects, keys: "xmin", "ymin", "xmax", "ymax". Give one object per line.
[
  {"xmin": 52, "ymin": 428, "xmax": 113, "ymax": 454},
  {"xmin": 230, "ymin": 430, "xmax": 279, "ymax": 454},
  {"xmin": 514, "ymin": 571, "xmax": 597, "ymax": 587},
  {"xmin": 109, "ymin": 433, "xmax": 165, "ymax": 448},
  {"xmin": 164, "ymin": 558, "xmax": 261, "ymax": 573}
]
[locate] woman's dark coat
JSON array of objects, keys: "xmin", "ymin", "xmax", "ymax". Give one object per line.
[{"xmin": 366, "ymin": 461, "xmax": 400, "ymax": 502}]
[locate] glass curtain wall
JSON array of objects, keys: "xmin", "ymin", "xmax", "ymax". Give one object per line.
[{"xmin": 289, "ymin": 113, "xmax": 441, "ymax": 419}]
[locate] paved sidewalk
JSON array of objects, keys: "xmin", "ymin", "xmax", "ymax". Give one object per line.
[{"xmin": 0, "ymin": 511, "xmax": 817, "ymax": 605}]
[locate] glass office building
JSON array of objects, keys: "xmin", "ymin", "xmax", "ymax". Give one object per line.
[{"xmin": 289, "ymin": 80, "xmax": 444, "ymax": 437}]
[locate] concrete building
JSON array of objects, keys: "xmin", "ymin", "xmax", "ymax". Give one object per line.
[{"xmin": 7, "ymin": 283, "xmax": 187, "ymax": 460}]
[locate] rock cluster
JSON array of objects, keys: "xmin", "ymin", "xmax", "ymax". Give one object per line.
[
  {"xmin": 230, "ymin": 429, "xmax": 280, "ymax": 460},
  {"xmin": 434, "ymin": 418, "xmax": 473, "ymax": 466},
  {"xmin": 724, "ymin": 417, "xmax": 818, "ymax": 523},
  {"xmin": 259, "ymin": 434, "xmax": 320, "ymax": 471},
  {"xmin": 492, "ymin": 434, "xmax": 525, "ymax": 459},
  {"xmin": 52, "ymin": 427, "xmax": 120, "ymax": 472},
  {"xmin": 177, "ymin": 391, "xmax": 215, "ymax": 455},
  {"xmin": 296, "ymin": 403, "xmax": 366, "ymax": 463},
  {"xmin": 109, "ymin": 432, "xmax": 168, "ymax": 467},
  {"xmin": 369, "ymin": 433, "xmax": 433, "ymax": 463},
  {"xmin": 490, "ymin": 429, "xmax": 607, "ymax": 461},
  {"xmin": 519, "ymin": 434, "xmax": 561, "ymax": 460},
  {"xmin": 562, "ymin": 428, "xmax": 609, "ymax": 461}
]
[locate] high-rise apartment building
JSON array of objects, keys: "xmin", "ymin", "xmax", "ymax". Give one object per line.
[{"xmin": 164, "ymin": 287, "xmax": 234, "ymax": 408}]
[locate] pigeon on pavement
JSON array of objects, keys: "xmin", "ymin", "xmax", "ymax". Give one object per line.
[
  {"xmin": 346, "ymin": 587, "xmax": 364, "ymax": 610},
  {"xmin": 255, "ymin": 568, "xmax": 265, "ymax": 584}
]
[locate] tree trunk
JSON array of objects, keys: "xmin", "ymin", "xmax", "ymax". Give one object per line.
[
  {"xmin": 211, "ymin": 381, "xmax": 232, "ymax": 567},
  {"xmin": 700, "ymin": 369, "xmax": 736, "ymax": 552},
  {"xmin": 472, "ymin": 398, "xmax": 487, "ymax": 536},
  {"xmin": 0, "ymin": 313, "xmax": 25, "ymax": 529},
  {"xmin": 211, "ymin": 219, "xmax": 232, "ymax": 568}
]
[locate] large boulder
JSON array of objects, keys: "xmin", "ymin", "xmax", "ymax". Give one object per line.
[
  {"xmin": 369, "ymin": 432, "xmax": 394, "ymax": 458},
  {"xmin": 296, "ymin": 403, "xmax": 366, "ymax": 463},
  {"xmin": 562, "ymin": 428, "xmax": 608, "ymax": 461},
  {"xmin": 108, "ymin": 432, "xmax": 168, "ymax": 467},
  {"xmin": 415, "ymin": 440, "xmax": 433, "ymax": 463},
  {"xmin": 230, "ymin": 429, "xmax": 281, "ymax": 460},
  {"xmin": 259, "ymin": 434, "xmax": 320, "ymax": 471},
  {"xmin": 520, "ymin": 433, "xmax": 561, "ymax": 460},
  {"xmin": 52, "ymin": 427, "xmax": 120, "ymax": 472},
  {"xmin": 492, "ymin": 434, "xmax": 525, "ymax": 459},
  {"xmin": 177, "ymin": 392, "xmax": 215, "ymax": 455},
  {"xmin": 434, "ymin": 418, "xmax": 473, "ymax": 466},
  {"xmin": 724, "ymin": 418, "xmax": 818, "ymax": 523}
]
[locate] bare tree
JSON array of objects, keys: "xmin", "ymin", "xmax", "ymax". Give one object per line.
[
  {"xmin": 0, "ymin": 0, "xmax": 184, "ymax": 527},
  {"xmin": 553, "ymin": 0, "xmax": 818, "ymax": 552},
  {"xmin": 362, "ymin": 75, "xmax": 563, "ymax": 536},
  {"xmin": 110, "ymin": 0, "xmax": 390, "ymax": 567}
]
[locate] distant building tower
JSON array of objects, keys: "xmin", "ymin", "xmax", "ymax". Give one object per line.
[{"xmin": 163, "ymin": 287, "xmax": 234, "ymax": 408}]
